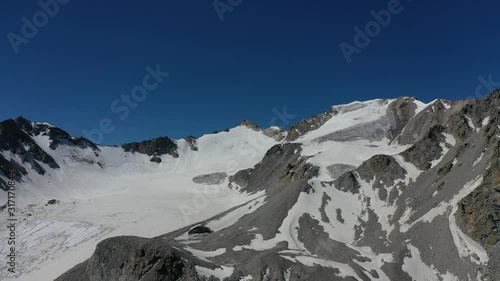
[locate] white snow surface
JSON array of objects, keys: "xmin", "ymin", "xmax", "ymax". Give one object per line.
[
  {"xmin": 195, "ymin": 265, "xmax": 234, "ymax": 280},
  {"xmin": 0, "ymin": 126, "xmax": 278, "ymax": 281},
  {"xmin": 402, "ymin": 244, "xmax": 459, "ymax": 281},
  {"xmin": 281, "ymin": 255, "xmax": 360, "ymax": 280},
  {"xmin": 482, "ymin": 116, "xmax": 490, "ymax": 127}
]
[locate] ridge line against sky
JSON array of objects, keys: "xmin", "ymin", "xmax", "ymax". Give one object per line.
[
  {"xmin": 6, "ymin": 91, "xmax": 500, "ymax": 147},
  {"xmin": 1, "ymin": 1, "xmax": 500, "ymax": 145}
]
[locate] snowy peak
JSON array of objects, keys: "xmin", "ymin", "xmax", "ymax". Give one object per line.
[
  {"xmin": 239, "ymin": 120, "xmax": 288, "ymax": 141},
  {"xmin": 3, "ymin": 91, "xmax": 500, "ymax": 281},
  {"xmin": 0, "ymin": 117, "xmax": 62, "ymax": 187},
  {"xmin": 11, "ymin": 116, "xmax": 98, "ymax": 151},
  {"xmin": 295, "ymin": 97, "xmax": 427, "ymax": 145}
]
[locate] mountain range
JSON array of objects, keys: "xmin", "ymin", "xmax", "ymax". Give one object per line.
[{"xmin": 1, "ymin": 91, "xmax": 499, "ymax": 281}]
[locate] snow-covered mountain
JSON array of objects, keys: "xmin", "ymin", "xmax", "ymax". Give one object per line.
[{"xmin": 1, "ymin": 92, "xmax": 500, "ymax": 281}]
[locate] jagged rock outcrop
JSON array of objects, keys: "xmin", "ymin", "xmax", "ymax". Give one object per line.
[
  {"xmin": 239, "ymin": 120, "xmax": 287, "ymax": 141},
  {"xmin": 458, "ymin": 142, "xmax": 500, "ymax": 246},
  {"xmin": 0, "ymin": 118, "xmax": 61, "ymax": 178},
  {"xmin": 185, "ymin": 136, "xmax": 199, "ymax": 151},
  {"xmin": 56, "ymin": 236, "xmax": 201, "ymax": 281},
  {"xmin": 400, "ymin": 125, "xmax": 447, "ymax": 170},
  {"xmin": 15, "ymin": 116, "xmax": 99, "ymax": 150},
  {"xmin": 313, "ymin": 98, "xmax": 426, "ymax": 144},
  {"xmin": 386, "ymin": 97, "xmax": 420, "ymax": 141},
  {"xmin": 285, "ymin": 108, "xmax": 337, "ymax": 141},
  {"xmin": 122, "ymin": 136, "xmax": 179, "ymax": 161},
  {"xmin": 330, "ymin": 155, "xmax": 406, "ymax": 195},
  {"xmin": 396, "ymin": 99, "xmax": 466, "ymax": 144},
  {"xmin": 332, "ymin": 171, "xmax": 361, "ymax": 193},
  {"xmin": 193, "ymin": 172, "xmax": 228, "ymax": 185},
  {"xmin": 356, "ymin": 155, "xmax": 407, "ymax": 188},
  {"xmin": 229, "ymin": 143, "xmax": 318, "ymax": 193}
]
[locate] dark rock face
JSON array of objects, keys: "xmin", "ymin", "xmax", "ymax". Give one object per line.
[
  {"xmin": 185, "ymin": 136, "xmax": 199, "ymax": 151},
  {"xmin": 459, "ymin": 183, "xmax": 500, "ymax": 246},
  {"xmin": 458, "ymin": 142, "xmax": 500, "ymax": 246},
  {"xmin": 285, "ymin": 108, "xmax": 337, "ymax": 141},
  {"xmin": 297, "ymin": 213, "xmax": 380, "ymax": 280},
  {"xmin": 188, "ymin": 226, "xmax": 213, "ymax": 235},
  {"xmin": 436, "ymin": 161, "xmax": 453, "ymax": 180},
  {"xmin": 192, "ymin": 172, "xmax": 228, "ymax": 185},
  {"xmin": 17, "ymin": 116, "xmax": 99, "ymax": 151},
  {"xmin": 332, "ymin": 171, "xmax": 361, "ymax": 193},
  {"xmin": 122, "ymin": 137, "xmax": 179, "ymax": 159},
  {"xmin": 0, "ymin": 156, "xmax": 27, "ymax": 183},
  {"xmin": 0, "ymin": 117, "xmax": 106, "ymax": 185},
  {"xmin": 331, "ymin": 155, "xmax": 405, "ymax": 195},
  {"xmin": 401, "ymin": 125, "xmax": 446, "ymax": 170},
  {"xmin": 239, "ymin": 120, "xmax": 287, "ymax": 142},
  {"xmin": 386, "ymin": 97, "xmax": 419, "ymax": 141},
  {"xmin": 47, "ymin": 199, "xmax": 59, "ymax": 205},
  {"xmin": 396, "ymin": 99, "xmax": 465, "ymax": 145},
  {"xmin": 229, "ymin": 143, "xmax": 318, "ymax": 193},
  {"xmin": 451, "ymin": 92, "xmax": 500, "ymax": 247},
  {"xmin": 356, "ymin": 155, "xmax": 406, "ymax": 189},
  {"xmin": 313, "ymin": 98, "xmax": 424, "ymax": 144},
  {"xmin": 150, "ymin": 155, "xmax": 162, "ymax": 163},
  {"xmin": 56, "ymin": 236, "xmax": 201, "ymax": 281},
  {"xmin": 319, "ymin": 192, "xmax": 332, "ymax": 223},
  {"xmin": 239, "ymin": 120, "xmax": 260, "ymax": 131},
  {"xmin": 211, "ymin": 128, "xmax": 230, "ymax": 134},
  {"xmin": 0, "ymin": 118, "xmax": 61, "ymax": 177}
]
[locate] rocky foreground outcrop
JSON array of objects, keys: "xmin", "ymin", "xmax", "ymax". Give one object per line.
[{"xmin": 56, "ymin": 236, "xmax": 201, "ymax": 281}]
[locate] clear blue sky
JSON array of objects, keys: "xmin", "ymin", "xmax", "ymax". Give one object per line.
[{"xmin": 1, "ymin": 0, "xmax": 499, "ymax": 145}]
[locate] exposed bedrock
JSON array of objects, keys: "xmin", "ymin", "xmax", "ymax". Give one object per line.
[
  {"xmin": 0, "ymin": 118, "xmax": 61, "ymax": 177},
  {"xmin": 239, "ymin": 120, "xmax": 287, "ymax": 142},
  {"xmin": 326, "ymin": 164, "xmax": 357, "ymax": 180},
  {"xmin": 285, "ymin": 108, "xmax": 337, "ymax": 141},
  {"xmin": 396, "ymin": 99, "xmax": 465, "ymax": 145},
  {"xmin": 401, "ymin": 125, "xmax": 446, "ymax": 170},
  {"xmin": 330, "ymin": 154, "xmax": 406, "ymax": 194},
  {"xmin": 55, "ymin": 236, "xmax": 201, "ymax": 281},
  {"xmin": 193, "ymin": 172, "xmax": 228, "ymax": 185},
  {"xmin": 356, "ymin": 155, "xmax": 407, "ymax": 188},
  {"xmin": 122, "ymin": 136, "xmax": 179, "ymax": 159},
  {"xmin": 313, "ymin": 98, "xmax": 428, "ymax": 144},
  {"xmin": 184, "ymin": 136, "xmax": 199, "ymax": 151},
  {"xmin": 386, "ymin": 97, "xmax": 420, "ymax": 141},
  {"xmin": 229, "ymin": 143, "xmax": 319, "ymax": 193},
  {"xmin": 458, "ymin": 141, "xmax": 500, "ymax": 246}
]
